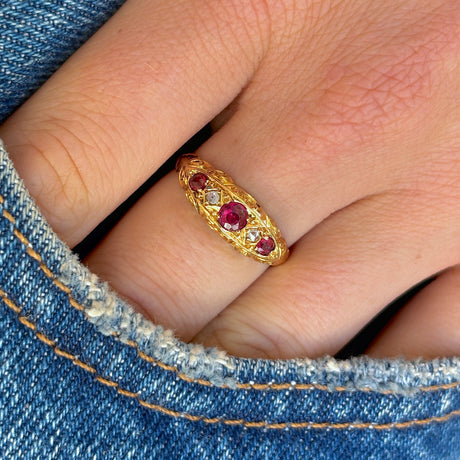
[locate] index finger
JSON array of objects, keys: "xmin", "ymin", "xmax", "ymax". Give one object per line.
[{"xmin": 0, "ymin": 0, "xmax": 268, "ymax": 246}]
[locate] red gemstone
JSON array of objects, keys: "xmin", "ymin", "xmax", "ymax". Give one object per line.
[
  {"xmin": 218, "ymin": 202, "xmax": 248, "ymax": 231},
  {"xmin": 189, "ymin": 173, "xmax": 207, "ymax": 191},
  {"xmin": 256, "ymin": 237, "xmax": 275, "ymax": 256}
]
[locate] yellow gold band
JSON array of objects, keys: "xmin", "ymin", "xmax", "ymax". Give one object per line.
[{"xmin": 176, "ymin": 154, "xmax": 289, "ymax": 266}]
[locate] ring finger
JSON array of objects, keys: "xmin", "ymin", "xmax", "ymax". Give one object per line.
[{"xmin": 84, "ymin": 90, "xmax": 414, "ymax": 341}]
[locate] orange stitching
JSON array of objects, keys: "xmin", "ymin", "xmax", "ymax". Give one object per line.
[
  {"xmin": 1, "ymin": 196, "xmax": 460, "ymax": 394},
  {"xmin": 74, "ymin": 358, "xmax": 97, "ymax": 374},
  {"xmin": 1, "ymin": 287, "xmax": 459, "ymax": 430},
  {"xmin": 1, "ymin": 293, "xmax": 21, "ymax": 314},
  {"xmin": 36, "ymin": 331, "xmax": 56, "ymax": 347},
  {"xmin": 18, "ymin": 316, "xmax": 36, "ymax": 330},
  {"xmin": 54, "ymin": 347, "xmax": 76, "ymax": 360},
  {"xmin": 118, "ymin": 388, "xmax": 139, "ymax": 398},
  {"xmin": 2, "ymin": 208, "xmax": 15, "ymax": 224},
  {"xmin": 96, "ymin": 376, "xmax": 118, "ymax": 387}
]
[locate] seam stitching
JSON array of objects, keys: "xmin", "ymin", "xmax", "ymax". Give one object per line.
[
  {"xmin": 1, "ymin": 287, "xmax": 459, "ymax": 430},
  {"xmin": 1, "ymin": 194, "xmax": 459, "ymax": 393}
]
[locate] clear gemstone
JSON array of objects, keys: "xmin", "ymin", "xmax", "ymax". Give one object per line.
[
  {"xmin": 246, "ymin": 228, "xmax": 260, "ymax": 242},
  {"xmin": 218, "ymin": 202, "xmax": 248, "ymax": 231},
  {"xmin": 206, "ymin": 190, "xmax": 220, "ymax": 205},
  {"xmin": 189, "ymin": 173, "xmax": 207, "ymax": 191},
  {"xmin": 256, "ymin": 237, "xmax": 276, "ymax": 256}
]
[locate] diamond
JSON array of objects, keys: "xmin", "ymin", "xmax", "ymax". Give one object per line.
[
  {"xmin": 189, "ymin": 173, "xmax": 207, "ymax": 191},
  {"xmin": 218, "ymin": 202, "xmax": 248, "ymax": 231},
  {"xmin": 246, "ymin": 228, "xmax": 260, "ymax": 242},
  {"xmin": 256, "ymin": 237, "xmax": 276, "ymax": 256},
  {"xmin": 206, "ymin": 190, "xmax": 220, "ymax": 205}
]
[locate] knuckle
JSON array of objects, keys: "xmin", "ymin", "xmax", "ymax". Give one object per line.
[
  {"xmin": 263, "ymin": 3, "xmax": 460, "ymax": 153},
  {"xmin": 207, "ymin": 311, "xmax": 286, "ymax": 359},
  {"xmin": 17, "ymin": 127, "xmax": 92, "ymax": 241},
  {"xmin": 274, "ymin": 264, "xmax": 362, "ymax": 356},
  {"xmin": 315, "ymin": 5, "xmax": 459, "ymax": 136},
  {"xmin": 213, "ymin": 273, "xmax": 347, "ymax": 359},
  {"xmin": 198, "ymin": 0, "xmax": 292, "ymax": 62}
]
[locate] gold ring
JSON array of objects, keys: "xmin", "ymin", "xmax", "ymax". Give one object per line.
[{"xmin": 176, "ymin": 154, "xmax": 289, "ymax": 265}]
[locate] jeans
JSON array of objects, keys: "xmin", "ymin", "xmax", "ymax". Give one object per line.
[{"xmin": 0, "ymin": 1, "xmax": 459, "ymax": 458}]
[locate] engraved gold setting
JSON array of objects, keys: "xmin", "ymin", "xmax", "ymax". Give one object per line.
[{"xmin": 176, "ymin": 154, "xmax": 289, "ymax": 265}]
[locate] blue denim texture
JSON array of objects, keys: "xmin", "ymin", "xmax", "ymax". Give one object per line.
[
  {"xmin": 0, "ymin": 1, "xmax": 459, "ymax": 458},
  {"xmin": 0, "ymin": 0, "xmax": 125, "ymax": 122}
]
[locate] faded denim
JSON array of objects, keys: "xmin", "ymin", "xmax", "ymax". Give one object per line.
[
  {"xmin": 0, "ymin": 1, "xmax": 459, "ymax": 458},
  {"xmin": 0, "ymin": 0, "xmax": 125, "ymax": 123}
]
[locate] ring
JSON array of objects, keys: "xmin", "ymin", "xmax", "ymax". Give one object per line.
[{"xmin": 176, "ymin": 154, "xmax": 289, "ymax": 265}]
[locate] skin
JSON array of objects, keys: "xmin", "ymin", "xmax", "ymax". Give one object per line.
[{"xmin": 0, "ymin": 0, "xmax": 459, "ymax": 359}]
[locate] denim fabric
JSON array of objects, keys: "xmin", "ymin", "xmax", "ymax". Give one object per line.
[
  {"xmin": 0, "ymin": 1, "xmax": 459, "ymax": 459},
  {"xmin": 0, "ymin": 0, "xmax": 125, "ymax": 122}
]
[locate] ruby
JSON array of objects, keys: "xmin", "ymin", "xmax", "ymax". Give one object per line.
[
  {"xmin": 189, "ymin": 173, "xmax": 207, "ymax": 191},
  {"xmin": 256, "ymin": 237, "xmax": 276, "ymax": 256},
  {"xmin": 218, "ymin": 202, "xmax": 248, "ymax": 231}
]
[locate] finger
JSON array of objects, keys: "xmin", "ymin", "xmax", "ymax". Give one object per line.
[
  {"xmin": 85, "ymin": 0, "xmax": 457, "ymax": 341},
  {"xmin": 193, "ymin": 189, "xmax": 460, "ymax": 358},
  {"xmin": 84, "ymin": 71, "xmax": 418, "ymax": 343},
  {"xmin": 84, "ymin": 96, "xmax": 389, "ymax": 342},
  {"xmin": 0, "ymin": 0, "xmax": 267, "ymax": 246},
  {"xmin": 366, "ymin": 265, "xmax": 460, "ymax": 358}
]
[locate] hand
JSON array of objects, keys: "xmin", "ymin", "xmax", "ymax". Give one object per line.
[{"xmin": 1, "ymin": 0, "xmax": 459, "ymax": 359}]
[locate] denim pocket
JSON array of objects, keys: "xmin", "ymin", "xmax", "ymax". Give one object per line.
[{"xmin": 0, "ymin": 140, "xmax": 459, "ymax": 459}]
